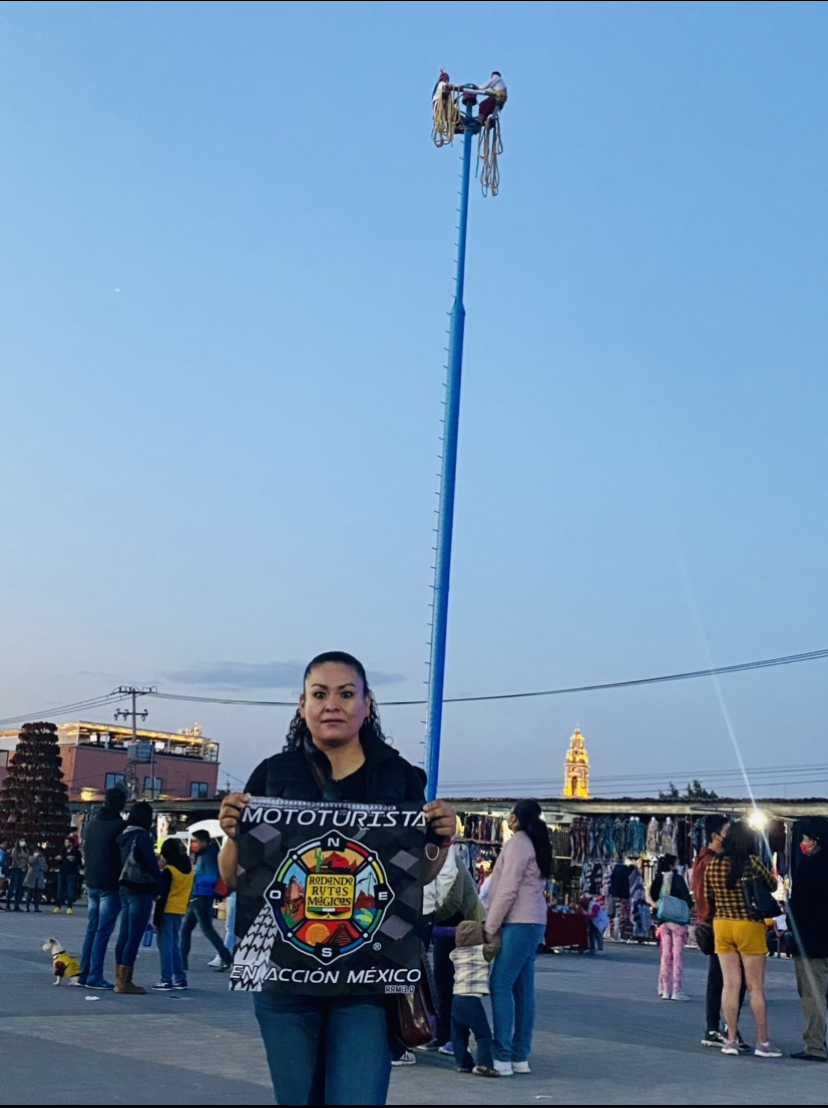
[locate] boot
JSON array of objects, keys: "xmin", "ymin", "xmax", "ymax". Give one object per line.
[{"xmin": 114, "ymin": 965, "xmax": 146, "ymax": 995}]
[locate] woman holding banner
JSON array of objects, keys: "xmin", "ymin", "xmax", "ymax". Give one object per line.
[{"xmin": 219, "ymin": 651, "xmax": 457, "ymax": 1106}]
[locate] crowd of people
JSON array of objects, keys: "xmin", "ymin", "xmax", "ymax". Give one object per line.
[
  {"xmin": 2, "ymin": 649, "xmax": 828, "ymax": 1104},
  {"xmin": 0, "ymin": 794, "xmax": 235, "ymax": 995},
  {"xmin": 77, "ymin": 794, "xmax": 234, "ymax": 994},
  {"xmin": 0, "ymin": 837, "xmax": 80, "ymax": 913}
]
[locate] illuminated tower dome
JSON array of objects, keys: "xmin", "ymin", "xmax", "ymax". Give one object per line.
[{"xmin": 563, "ymin": 727, "xmax": 590, "ymax": 799}]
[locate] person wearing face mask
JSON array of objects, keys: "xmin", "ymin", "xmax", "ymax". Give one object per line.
[
  {"xmin": 789, "ymin": 818, "xmax": 828, "ymax": 1062},
  {"xmin": 23, "ymin": 847, "xmax": 49, "ymax": 912},
  {"xmin": 6, "ymin": 839, "xmax": 29, "ymax": 912}
]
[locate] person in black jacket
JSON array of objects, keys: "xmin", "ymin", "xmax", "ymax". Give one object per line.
[
  {"xmin": 54, "ymin": 837, "xmax": 82, "ymax": 914},
  {"xmin": 79, "ymin": 789, "xmax": 127, "ymax": 988},
  {"xmin": 789, "ymin": 818, "xmax": 828, "ymax": 1062},
  {"xmin": 114, "ymin": 801, "xmax": 161, "ymax": 995},
  {"xmin": 218, "ymin": 651, "xmax": 457, "ymax": 1107},
  {"xmin": 650, "ymin": 854, "xmax": 694, "ymax": 1002}
]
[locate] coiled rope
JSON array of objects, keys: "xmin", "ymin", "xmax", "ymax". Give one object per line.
[
  {"xmin": 432, "ymin": 85, "xmax": 460, "ymax": 147},
  {"xmin": 478, "ymin": 114, "xmax": 503, "ymax": 197}
]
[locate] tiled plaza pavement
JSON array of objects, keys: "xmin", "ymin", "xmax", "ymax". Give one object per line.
[{"xmin": 0, "ymin": 907, "xmax": 825, "ymax": 1104}]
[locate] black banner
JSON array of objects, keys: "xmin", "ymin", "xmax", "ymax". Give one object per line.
[{"xmin": 230, "ymin": 799, "xmax": 425, "ymax": 996}]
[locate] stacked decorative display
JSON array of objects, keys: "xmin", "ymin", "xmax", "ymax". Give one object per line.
[{"xmin": 0, "ymin": 721, "xmax": 71, "ymax": 860}]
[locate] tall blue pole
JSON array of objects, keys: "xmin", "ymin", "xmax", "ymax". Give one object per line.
[{"xmin": 424, "ymin": 105, "xmax": 474, "ymax": 802}]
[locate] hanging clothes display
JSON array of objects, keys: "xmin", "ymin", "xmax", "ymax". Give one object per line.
[
  {"xmin": 646, "ymin": 817, "xmax": 660, "ymax": 855},
  {"xmin": 692, "ymin": 817, "xmax": 706, "ymax": 857},
  {"xmin": 609, "ymin": 863, "xmax": 632, "ymax": 900},
  {"xmin": 629, "ymin": 867, "xmax": 650, "ymax": 940},
  {"xmin": 625, "ymin": 818, "xmax": 646, "ymax": 858},
  {"xmin": 659, "ymin": 817, "xmax": 677, "ymax": 857},
  {"xmin": 569, "ymin": 816, "xmax": 589, "ymax": 866},
  {"xmin": 612, "ymin": 818, "xmax": 626, "ymax": 861}
]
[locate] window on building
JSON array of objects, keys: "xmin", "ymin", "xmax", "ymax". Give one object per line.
[
  {"xmin": 105, "ymin": 773, "xmax": 126, "ymax": 790},
  {"xmin": 190, "ymin": 782, "xmax": 209, "ymax": 799},
  {"xmin": 143, "ymin": 777, "xmax": 163, "ymax": 796}
]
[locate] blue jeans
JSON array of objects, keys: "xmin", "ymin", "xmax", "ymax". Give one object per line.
[
  {"xmin": 80, "ymin": 889, "xmax": 122, "ymax": 985},
  {"xmin": 181, "ymin": 896, "xmax": 233, "ymax": 965},
  {"xmin": 253, "ymin": 991, "xmax": 392, "ymax": 1105},
  {"xmin": 114, "ymin": 889, "xmax": 154, "ymax": 968},
  {"xmin": 158, "ymin": 914, "xmax": 187, "ymax": 985},
  {"xmin": 224, "ymin": 891, "xmax": 237, "ymax": 948},
  {"xmin": 6, "ymin": 868, "xmax": 24, "ymax": 909},
  {"xmin": 56, "ymin": 873, "xmax": 77, "ymax": 908},
  {"xmin": 588, "ymin": 921, "xmax": 604, "ymax": 953},
  {"xmin": 490, "ymin": 923, "xmax": 545, "ymax": 1064},
  {"xmin": 451, "ymin": 994, "xmax": 494, "ymax": 1069}
]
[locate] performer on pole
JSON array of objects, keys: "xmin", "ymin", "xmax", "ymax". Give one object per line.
[{"xmin": 477, "ymin": 71, "xmax": 507, "ymax": 125}]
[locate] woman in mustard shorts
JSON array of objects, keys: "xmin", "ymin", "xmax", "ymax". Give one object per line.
[{"xmin": 705, "ymin": 820, "xmax": 781, "ymax": 1058}]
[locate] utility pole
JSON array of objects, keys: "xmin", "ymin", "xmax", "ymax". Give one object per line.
[{"xmin": 114, "ymin": 686, "xmax": 157, "ymax": 799}]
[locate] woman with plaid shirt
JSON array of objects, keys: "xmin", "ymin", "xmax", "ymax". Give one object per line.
[{"xmin": 704, "ymin": 820, "xmax": 780, "ymax": 1058}]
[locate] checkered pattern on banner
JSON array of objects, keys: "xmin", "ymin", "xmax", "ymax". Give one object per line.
[{"xmin": 231, "ymin": 800, "xmax": 425, "ymax": 997}]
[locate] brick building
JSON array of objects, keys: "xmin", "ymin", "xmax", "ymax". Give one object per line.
[{"xmin": 0, "ymin": 720, "xmax": 220, "ymax": 802}]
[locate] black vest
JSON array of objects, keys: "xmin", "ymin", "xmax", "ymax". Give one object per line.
[{"xmin": 261, "ymin": 734, "xmax": 425, "ymax": 807}]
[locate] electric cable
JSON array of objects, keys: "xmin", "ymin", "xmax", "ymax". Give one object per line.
[
  {"xmin": 0, "ymin": 693, "xmax": 129, "ymax": 729},
  {"xmin": 149, "ymin": 646, "xmax": 828, "ymax": 708},
  {"xmin": 3, "ymin": 645, "xmax": 827, "ymax": 729}
]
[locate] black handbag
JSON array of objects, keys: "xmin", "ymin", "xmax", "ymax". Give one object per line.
[
  {"xmin": 695, "ymin": 921, "xmax": 715, "ymax": 956},
  {"xmin": 744, "ymin": 877, "xmax": 778, "ymax": 922},
  {"xmin": 387, "ymin": 951, "xmax": 437, "ymax": 1048}
]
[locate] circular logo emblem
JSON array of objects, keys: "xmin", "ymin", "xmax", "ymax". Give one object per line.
[{"xmin": 265, "ymin": 832, "xmax": 394, "ymax": 965}]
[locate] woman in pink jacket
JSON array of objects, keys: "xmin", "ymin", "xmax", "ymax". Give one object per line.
[{"xmin": 484, "ymin": 799, "xmax": 551, "ymax": 1077}]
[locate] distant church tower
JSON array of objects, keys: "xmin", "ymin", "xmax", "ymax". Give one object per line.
[{"xmin": 563, "ymin": 727, "xmax": 590, "ymax": 799}]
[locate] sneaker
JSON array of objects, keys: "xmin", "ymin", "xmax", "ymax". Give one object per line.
[
  {"xmin": 53, "ymin": 907, "xmax": 61, "ymax": 914},
  {"xmin": 438, "ymin": 1043, "xmax": 454, "ymax": 1056},
  {"xmin": 213, "ymin": 962, "xmax": 231, "ymax": 973},
  {"xmin": 722, "ymin": 1041, "xmax": 740, "ymax": 1056},
  {"xmin": 790, "ymin": 1051, "xmax": 827, "ymax": 1062},
  {"xmin": 755, "ymin": 1042, "xmax": 782, "ymax": 1058},
  {"xmin": 457, "ymin": 1066, "xmax": 474, "ymax": 1074},
  {"xmin": 473, "ymin": 1066, "xmax": 501, "ymax": 1078},
  {"xmin": 415, "ymin": 1041, "xmax": 439, "ymax": 1052},
  {"xmin": 172, "ymin": 980, "xmax": 188, "ymax": 990},
  {"xmin": 86, "ymin": 979, "xmax": 114, "ymax": 991},
  {"xmin": 392, "ymin": 1051, "xmax": 417, "ymax": 1067},
  {"xmin": 702, "ymin": 1030, "xmax": 727, "ymax": 1048},
  {"xmin": 671, "ymin": 992, "xmax": 692, "ymax": 1001},
  {"xmin": 493, "ymin": 1060, "xmax": 514, "ymax": 1077},
  {"xmin": 512, "ymin": 1061, "xmax": 531, "ymax": 1074},
  {"xmin": 66, "ymin": 908, "xmax": 73, "ymax": 915},
  {"xmin": 659, "ymin": 992, "xmax": 671, "ymax": 1000},
  {"xmin": 152, "ymin": 981, "xmax": 173, "ymax": 991},
  {"xmin": 207, "ymin": 955, "xmax": 222, "ymax": 967},
  {"xmin": 737, "ymin": 1034, "xmax": 751, "ymax": 1054}
]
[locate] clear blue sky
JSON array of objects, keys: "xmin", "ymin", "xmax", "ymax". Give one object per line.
[{"xmin": 2, "ymin": 0, "xmax": 827, "ymax": 797}]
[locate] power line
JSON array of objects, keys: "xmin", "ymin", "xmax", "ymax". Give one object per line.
[
  {"xmin": 152, "ymin": 692, "xmax": 297, "ymax": 707},
  {"xmin": 0, "ymin": 694, "xmax": 129, "ymax": 729},
  {"xmin": 149, "ymin": 646, "xmax": 828, "ymax": 708},
  {"xmin": 3, "ymin": 645, "xmax": 828, "ymax": 729},
  {"xmin": 443, "ymin": 763, "xmax": 828, "ymax": 790}
]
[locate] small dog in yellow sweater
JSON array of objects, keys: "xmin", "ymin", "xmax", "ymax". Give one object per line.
[{"xmin": 42, "ymin": 938, "xmax": 82, "ymax": 985}]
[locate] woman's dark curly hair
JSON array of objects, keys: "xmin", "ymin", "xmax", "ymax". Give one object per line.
[{"xmin": 284, "ymin": 651, "xmax": 387, "ymax": 752}]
